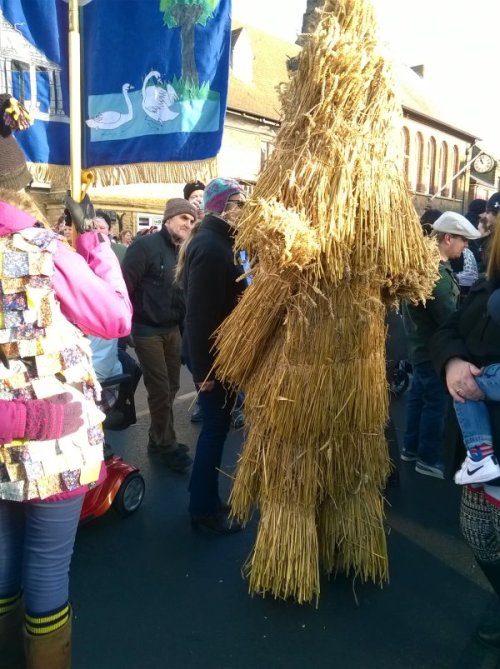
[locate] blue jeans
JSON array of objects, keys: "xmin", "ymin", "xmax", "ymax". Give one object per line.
[
  {"xmin": 192, "ymin": 391, "xmax": 244, "ymax": 420},
  {"xmin": 454, "ymin": 364, "xmax": 500, "ymax": 453},
  {"xmin": 188, "ymin": 382, "xmax": 234, "ymax": 516},
  {"xmin": 404, "ymin": 361, "xmax": 447, "ymax": 465},
  {"xmin": 0, "ymin": 496, "xmax": 83, "ymax": 614}
]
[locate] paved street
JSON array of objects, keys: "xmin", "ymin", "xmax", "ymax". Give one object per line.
[{"xmin": 71, "ymin": 366, "xmax": 500, "ymax": 669}]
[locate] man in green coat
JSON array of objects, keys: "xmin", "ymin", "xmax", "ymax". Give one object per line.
[{"xmin": 402, "ymin": 212, "xmax": 481, "ymax": 478}]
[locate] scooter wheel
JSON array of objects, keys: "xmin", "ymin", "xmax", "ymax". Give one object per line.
[{"xmin": 113, "ymin": 473, "xmax": 145, "ymax": 517}]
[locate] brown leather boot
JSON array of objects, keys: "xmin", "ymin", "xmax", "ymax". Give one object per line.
[
  {"xmin": 0, "ymin": 599, "xmax": 24, "ymax": 669},
  {"xmin": 23, "ymin": 614, "xmax": 72, "ymax": 669}
]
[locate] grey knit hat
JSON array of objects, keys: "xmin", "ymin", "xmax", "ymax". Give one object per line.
[
  {"xmin": 0, "ymin": 93, "xmax": 33, "ymax": 192},
  {"xmin": 163, "ymin": 198, "xmax": 197, "ymax": 222}
]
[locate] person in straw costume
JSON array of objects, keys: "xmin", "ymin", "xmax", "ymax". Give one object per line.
[{"xmin": 213, "ymin": 0, "xmax": 439, "ymax": 604}]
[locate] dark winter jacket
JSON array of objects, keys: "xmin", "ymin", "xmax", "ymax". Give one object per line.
[
  {"xmin": 431, "ymin": 278, "xmax": 500, "ymax": 464},
  {"xmin": 431, "ymin": 278, "xmax": 500, "ymax": 373},
  {"xmin": 488, "ymin": 288, "xmax": 500, "ymax": 326},
  {"xmin": 402, "ymin": 261, "xmax": 459, "ymax": 365},
  {"xmin": 184, "ymin": 214, "xmax": 245, "ymax": 382},
  {"xmin": 122, "ymin": 225, "xmax": 184, "ymax": 335}
]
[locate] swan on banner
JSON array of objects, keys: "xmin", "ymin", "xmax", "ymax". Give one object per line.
[
  {"xmin": 86, "ymin": 83, "xmax": 134, "ymax": 130},
  {"xmin": 142, "ymin": 71, "xmax": 179, "ymax": 123}
]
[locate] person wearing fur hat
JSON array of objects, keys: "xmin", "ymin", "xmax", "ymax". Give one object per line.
[
  {"xmin": 0, "ymin": 103, "xmax": 132, "ymax": 668},
  {"xmin": 183, "ymin": 180, "xmax": 205, "ymax": 213},
  {"xmin": 182, "ymin": 177, "xmax": 247, "ymax": 534},
  {"xmin": 122, "ymin": 198, "xmax": 196, "ymax": 471}
]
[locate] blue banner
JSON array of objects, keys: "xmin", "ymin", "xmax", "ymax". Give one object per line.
[{"xmin": 0, "ymin": 0, "xmax": 231, "ymax": 181}]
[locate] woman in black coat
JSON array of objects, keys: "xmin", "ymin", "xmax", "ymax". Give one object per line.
[
  {"xmin": 431, "ymin": 223, "xmax": 500, "ymax": 648},
  {"xmin": 183, "ymin": 178, "xmax": 247, "ymax": 535}
]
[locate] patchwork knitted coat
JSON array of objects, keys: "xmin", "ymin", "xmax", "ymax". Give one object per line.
[{"xmin": 0, "ymin": 201, "xmax": 132, "ymax": 502}]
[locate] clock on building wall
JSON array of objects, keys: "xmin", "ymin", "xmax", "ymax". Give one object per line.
[{"xmin": 473, "ymin": 153, "xmax": 495, "ymax": 174}]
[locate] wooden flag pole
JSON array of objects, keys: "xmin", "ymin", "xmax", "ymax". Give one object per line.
[{"xmin": 68, "ymin": 0, "xmax": 82, "ymax": 202}]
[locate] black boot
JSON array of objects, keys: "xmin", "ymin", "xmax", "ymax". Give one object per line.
[
  {"xmin": 476, "ymin": 558, "xmax": 500, "ymax": 648},
  {"xmin": 190, "ymin": 511, "xmax": 242, "ymax": 535}
]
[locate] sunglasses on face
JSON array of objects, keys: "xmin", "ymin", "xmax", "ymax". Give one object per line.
[{"xmin": 227, "ymin": 199, "xmax": 245, "ymax": 209}]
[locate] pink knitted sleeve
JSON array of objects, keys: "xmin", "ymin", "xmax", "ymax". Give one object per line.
[
  {"xmin": 52, "ymin": 232, "xmax": 132, "ymax": 339},
  {"xmin": 0, "ymin": 401, "xmax": 27, "ymax": 444},
  {"xmin": 24, "ymin": 401, "xmax": 65, "ymax": 441},
  {"xmin": 0, "ymin": 399, "xmax": 83, "ymax": 444}
]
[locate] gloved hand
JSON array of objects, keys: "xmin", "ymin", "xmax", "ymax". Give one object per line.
[
  {"xmin": 24, "ymin": 395, "xmax": 84, "ymax": 441},
  {"xmin": 58, "ymin": 397, "xmax": 85, "ymax": 437},
  {"xmin": 64, "ymin": 192, "xmax": 96, "ymax": 235}
]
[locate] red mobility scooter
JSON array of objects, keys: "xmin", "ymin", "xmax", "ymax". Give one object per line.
[{"xmin": 80, "ymin": 370, "xmax": 145, "ymax": 522}]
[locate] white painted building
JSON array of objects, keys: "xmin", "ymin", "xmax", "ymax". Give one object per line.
[{"xmin": 0, "ymin": 9, "xmax": 67, "ymax": 121}]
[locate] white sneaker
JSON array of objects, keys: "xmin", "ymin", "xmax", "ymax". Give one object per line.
[{"xmin": 454, "ymin": 454, "xmax": 500, "ymax": 485}]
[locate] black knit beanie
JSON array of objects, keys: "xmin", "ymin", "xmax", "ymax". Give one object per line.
[
  {"xmin": 467, "ymin": 198, "xmax": 486, "ymax": 216},
  {"xmin": 183, "ymin": 181, "xmax": 205, "ymax": 200},
  {"xmin": 486, "ymin": 192, "xmax": 500, "ymax": 214},
  {"xmin": 0, "ymin": 93, "xmax": 33, "ymax": 192}
]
